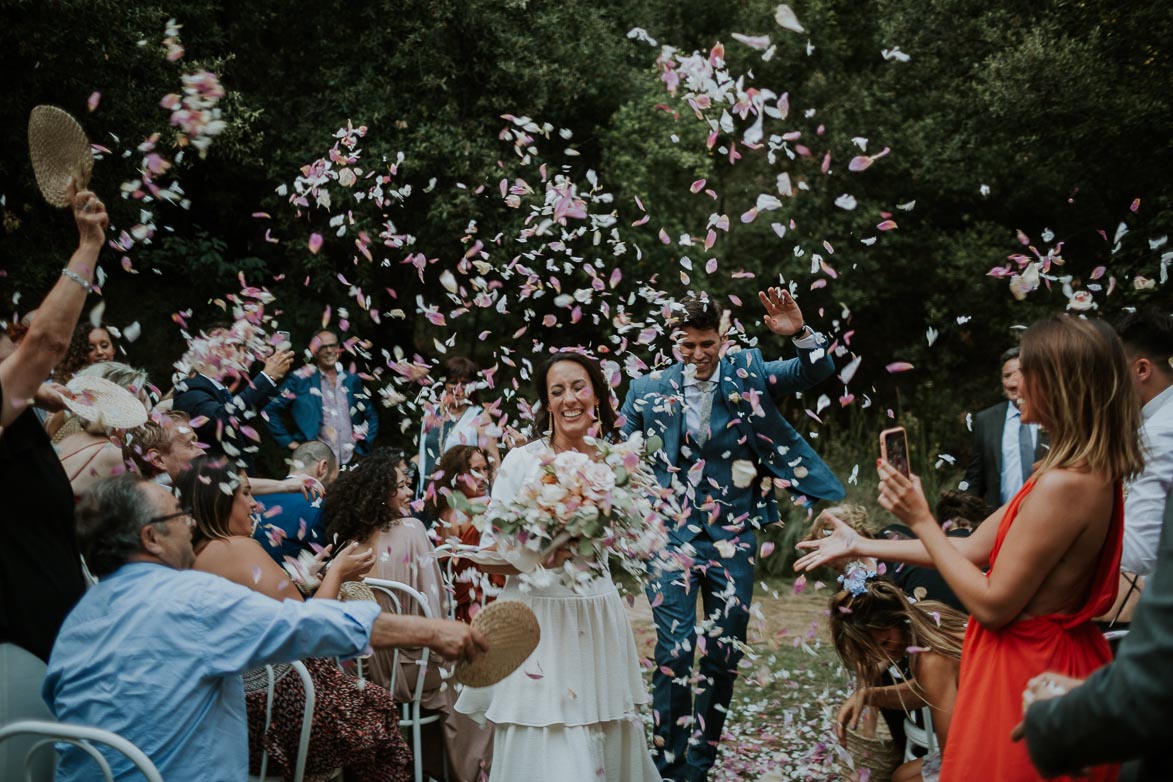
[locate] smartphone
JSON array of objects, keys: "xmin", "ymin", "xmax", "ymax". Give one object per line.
[
  {"xmin": 274, "ymin": 330, "xmax": 292, "ymax": 351},
  {"xmin": 880, "ymin": 426, "xmax": 911, "ymax": 478}
]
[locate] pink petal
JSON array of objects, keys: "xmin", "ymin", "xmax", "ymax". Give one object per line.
[
  {"xmin": 87, "ymin": 92, "xmax": 101, "ymax": 112},
  {"xmin": 886, "ymin": 361, "xmax": 914, "ymax": 373},
  {"xmin": 690, "ymin": 179, "xmax": 707, "ymax": 193},
  {"xmin": 308, "ymin": 233, "xmax": 323, "ymax": 254},
  {"xmin": 876, "ymin": 219, "xmax": 898, "ymax": 231}
]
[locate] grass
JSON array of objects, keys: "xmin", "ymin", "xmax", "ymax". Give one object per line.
[{"xmin": 624, "ymin": 576, "xmax": 856, "ymax": 781}]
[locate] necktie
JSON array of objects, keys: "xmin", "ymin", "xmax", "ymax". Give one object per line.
[
  {"xmin": 1019, "ymin": 420, "xmax": 1034, "ymax": 482},
  {"xmin": 696, "ymin": 380, "xmax": 717, "ymax": 446}
]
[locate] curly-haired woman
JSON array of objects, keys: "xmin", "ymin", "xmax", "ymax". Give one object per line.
[{"xmin": 323, "ymin": 449, "xmax": 493, "ymax": 782}]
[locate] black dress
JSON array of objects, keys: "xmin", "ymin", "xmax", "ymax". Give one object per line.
[{"xmin": 0, "ymin": 382, "xmax": 86, "ymax": 662}]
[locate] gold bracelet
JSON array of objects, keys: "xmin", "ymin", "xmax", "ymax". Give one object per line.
[{"xmin": 60, "ymin": 268, "xmax": 93, "ymax": 292}]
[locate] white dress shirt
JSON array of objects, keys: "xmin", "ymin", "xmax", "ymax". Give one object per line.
[
  {"xmin": 1122, "ymin": 384, "xmax": 1173, "ymax": 576},
  {"xmin": 683, "ymin": 363, "xmax": 722, "ymax": 440}
]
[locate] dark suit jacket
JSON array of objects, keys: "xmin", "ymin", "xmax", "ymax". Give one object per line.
[
  {"xmin": 172, "ymin": 372, "xmax": 279, "ymax": 473},
  {"xmin": 1023, "ymin": 490, "xmax": 1173, "ymax": 780},
  {"xmin": 963, "ymin": 401, "xmax": 1047, "ymax": 509},
  {"xmin": 262, "ymin": 367, "xmax": 378, "ymax": 457}
]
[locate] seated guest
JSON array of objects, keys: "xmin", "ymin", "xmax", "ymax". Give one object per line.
[
  {"xmin": 416, "ymin": 356, "xmax": 501, "ymax": 506},
  {"xmin": 45, "ymin": 474, "xmax": 485, "ymax": 782},
  {"xmin": 178, "ymin": 456, "xmax": 416, "ymax": 782},
  {"xmin": 934, "ymin": 490, "xmax": 989, "ymax": 533},
  {"xmin": 172, "ymin": 325, "xmax": 294, "ymax": 473},
  {"xmin": 54, "ymin": 361, "xmax": 150, "ymax": 497},
  {"xmin": 124, "ymin": 410, "xmax": 206, "ymax": 485},
  {"xmin": 427, "ymin": 444, "xmax": 505, "ymax": 623},
  {"xmin": 127, "ymin": 410, "xmax": 327, "ymax": 502},
  {"xmin": 324, "ymin": 450, "xmax": 493, "ymax": 782},
  {"xmin": 830, "ymin": 578, "xmax": 966, "ymax": 782},
  {"xmin": 0, "ymin": 182, "xmax": 105, "ymax": 663},
  {"xmin": 254, "ymin": 439, "xmax": 340, "ymax": 566}
]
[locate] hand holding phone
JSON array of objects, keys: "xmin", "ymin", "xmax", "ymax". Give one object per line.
[{"xmin": 880, "ymin": 426, "xmax": 910, "ymax": 478}]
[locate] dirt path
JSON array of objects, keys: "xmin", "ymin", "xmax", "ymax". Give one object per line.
[{"xmin": 623, "ymin": 582, "xmax": 855, "ymax": 781}]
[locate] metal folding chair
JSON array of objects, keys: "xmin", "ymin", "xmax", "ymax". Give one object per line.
[
  {"xmin": 364, "ymin": 577, "xmax": 447, "ymax": 782},
  {"xmin": 0, "ymin": 719, "xmax": 163, "ymax": 782}
]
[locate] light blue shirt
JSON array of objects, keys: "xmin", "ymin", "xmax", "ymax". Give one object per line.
[
  {"xmin": 1000, "ymin": 402, "xmax": 1039, "ymax": 505},
  {"xmin": 43, "ymin": 562, "xmax": 382, "ymax": 782}
]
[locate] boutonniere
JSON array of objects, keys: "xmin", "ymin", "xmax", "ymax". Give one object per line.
[{"xmin": 727, "ymin": 391, "xmax": 742, "ymax": 405}]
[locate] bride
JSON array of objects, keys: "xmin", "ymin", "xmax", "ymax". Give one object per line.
[{"xmin": 454, "ymin": 351, "xmax": 660, "ymax": 781}]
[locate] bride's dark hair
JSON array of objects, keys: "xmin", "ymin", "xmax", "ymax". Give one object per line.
[{"xmin": 535, "ymin": 351, "xmax": 618, "ymax": 441}]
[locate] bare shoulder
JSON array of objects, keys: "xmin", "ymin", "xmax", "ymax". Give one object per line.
[
  {"xmin": 1030, "ymin": 468, "xmax": 1112, "ymax": 505},
  {"xmin": 196, "ymin": 536, "xmax": 270, "ymax": 570},
  {"xmin": 911, "ymin": 650, "xmax": 960, "ymax": 683}
]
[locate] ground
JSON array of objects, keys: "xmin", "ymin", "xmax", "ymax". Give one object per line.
[{"xmin": 623, "ymin": 577, "xmax": 860, "ymax": 781}]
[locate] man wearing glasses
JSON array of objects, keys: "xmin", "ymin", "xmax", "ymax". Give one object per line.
[
  {"xmin": 264, "ymin": 330, "xmax": 380, "ymax": 465},
  {"xmin": 45, "ymin": 475, "xmax": 485, "ymax": 782}
]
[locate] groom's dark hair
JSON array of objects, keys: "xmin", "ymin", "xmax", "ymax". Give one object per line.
[{"xmin": 676, "ymin": 294, "xmax": 723, "ymax": 333}]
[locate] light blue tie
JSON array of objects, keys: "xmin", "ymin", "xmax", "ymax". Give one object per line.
[
  {"xmin": 1019, "ymin": 420, "xmax": 1034, "ymax": 482},
  {"xmin": 696, "ymin": 380, "xmax": 717, "ymax": 446}
]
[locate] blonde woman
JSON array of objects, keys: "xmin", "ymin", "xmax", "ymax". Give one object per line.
[
  {"xmin": 829, "ymin": 577, "xmax": 966, "ymax": 782},
  {"xmin": 798, "ymin": 315, "xmax": 1144, "ymax": 780}
]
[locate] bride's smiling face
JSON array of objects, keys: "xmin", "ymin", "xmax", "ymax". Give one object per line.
[{"xmin": 546, "ymin": 360, "xmax": 597, "ymax": 439}]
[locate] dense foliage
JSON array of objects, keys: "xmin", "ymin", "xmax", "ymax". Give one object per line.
[{"xmin": 2, "ymin": 0, "xmax": 1169, "ymax": 487}]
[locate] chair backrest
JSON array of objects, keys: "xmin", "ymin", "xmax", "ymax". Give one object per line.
[
  {"xmin": 363, "ymin": 578, "xmax": 434, "ymax": 709},
  {"xmin": 902, "ymin": 707, "xmax": 938, "ymax": 762},
  {"xmin": 1, "ymin": 643, "xmax": 55, "ymax": 781},
  {"xmin": 0, "ymin": 719, "xmax": 163, "ymax": 782},
  {"xmin": 253, "ymin": 660, "xmax": 315, "ymax": 782}
]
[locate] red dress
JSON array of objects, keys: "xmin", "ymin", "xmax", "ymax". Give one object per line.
[
  {"xmin": 940, "ymin": 478, "xmax": 1122, "ymax": 781},
  {"xmin": 451, "ymin": 525, "xmax": 506, "ymax": 623}
]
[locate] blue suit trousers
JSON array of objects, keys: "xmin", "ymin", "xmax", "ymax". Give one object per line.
[{"xmin": 647, "ymin": 531, "xmax": 755, "ymax": 781}]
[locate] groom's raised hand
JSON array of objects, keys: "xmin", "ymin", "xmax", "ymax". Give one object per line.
[{"xmin": 759, "ymin": 286, "xmax": 806, "ymax": 337}]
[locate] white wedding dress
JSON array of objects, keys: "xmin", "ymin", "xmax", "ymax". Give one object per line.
[{"xmin": 454, "ymin": 439, "xmax": 660, "ymax": 781}]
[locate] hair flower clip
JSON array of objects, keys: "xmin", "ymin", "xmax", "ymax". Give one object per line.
[{"xmin": 838, "ymin": 560, "xmax": 877, "ymax": 596}]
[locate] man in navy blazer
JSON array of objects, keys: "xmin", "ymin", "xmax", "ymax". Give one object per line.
[
  {"xmin": 172, "ymin": 328, "xmax": 293, "ymax": 474},
  {"xmin": 263, "ymin": 330, "xmax": 379, "ymax": 465},
  {"xmin": 621, "ymin": 289, "xmax": 844, "ymax": 781}
]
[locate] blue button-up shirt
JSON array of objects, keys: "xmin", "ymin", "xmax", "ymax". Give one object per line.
[{"xmin": 43, "ymin": 562, "xmax": 381, "ymax": 782}]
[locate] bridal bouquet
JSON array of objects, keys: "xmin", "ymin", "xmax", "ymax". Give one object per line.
[{"xmin": 481, "ymin": 434, "xmax": 678, "ymax": 592}]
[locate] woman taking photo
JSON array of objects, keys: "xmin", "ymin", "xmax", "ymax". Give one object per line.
[
  {"xmin": 797, "ymin": 315, "xmax": 1142, "ymax": 780},
  {"xmin": 177, "ymin": 456, "xmax": 414, "ymax": 782}
]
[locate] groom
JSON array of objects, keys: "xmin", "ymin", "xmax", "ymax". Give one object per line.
[{"xmin": 621, "ymin": 289, "xmax": 844, "ymax": 781}]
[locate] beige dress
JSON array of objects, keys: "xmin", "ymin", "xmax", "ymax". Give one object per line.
[{"xmin": 364, "ymin": 518, "xmax": 493, "ymax": 782}]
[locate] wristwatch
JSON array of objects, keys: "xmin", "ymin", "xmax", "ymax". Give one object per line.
[{"xmin": 793, "ymin": 324, "xmax": 814, "ymax": 340}]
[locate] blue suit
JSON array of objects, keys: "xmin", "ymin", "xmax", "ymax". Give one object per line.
[
  {"xmin": 262, "ymin": 367, "xmax": 379, "ymax": 460},
  {"xmin": 173, "ymin": 372, "xmax": 279, "ymax": 475},
  {"xmin": 620, "ymin": 341, "xmax": 843, "ymax": 780}
]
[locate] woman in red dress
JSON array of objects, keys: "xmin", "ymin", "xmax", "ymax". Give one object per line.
[{"xmin": 797, "ymin": 315, "xmax": 1144, "ymax": 781}]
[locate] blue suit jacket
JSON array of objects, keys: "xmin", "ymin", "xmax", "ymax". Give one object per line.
[
  {"xmin": 252, "ymin": 490, "xmax": 328, "ymax": 565},
  {"xmin": 620, "ymin": 344, "xmax": 844, "ymax": 542},
  {"xmin": 263, "ymin": 367, "xmax": 379, "ymax": 457}
]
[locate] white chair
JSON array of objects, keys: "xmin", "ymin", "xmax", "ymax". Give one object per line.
[
  {"xmin": 248, "ymin": 659, "xmax": 333, "ymax": 782},
  {"xmin": 364, "ymin": 577, "xmax": 447, "ymax": 782},
  {"xmin": 902, "ymin": 706, "xmax": 938, "ymax": 761},
  {"xmin": 0, "ymin": 719, "xmax": 163, "ymax": 782},
  {"xmin": 1, "ymin": 643, "xmax": 55, "ymax": 782}
]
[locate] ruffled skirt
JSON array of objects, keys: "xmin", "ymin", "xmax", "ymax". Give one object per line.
[{"xmin": 454, "ymin": 574, "xmax": 658, "ymax": 782}]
